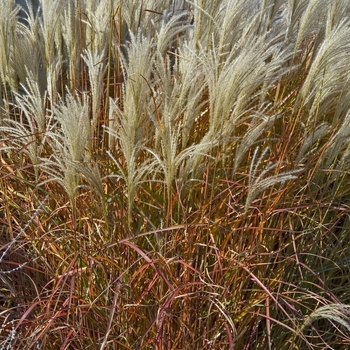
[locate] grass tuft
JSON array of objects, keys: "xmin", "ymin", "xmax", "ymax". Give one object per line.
[{"xmin": 1, "ymin": 0, "xmax": 350, "ymax": 348}]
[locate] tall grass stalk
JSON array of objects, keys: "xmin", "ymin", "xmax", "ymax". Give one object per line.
[{"xmin": 1, "ymin": 0, "xmax": 350, "ymax": 348}]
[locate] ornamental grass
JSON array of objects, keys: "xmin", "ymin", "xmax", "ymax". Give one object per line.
[{"xmin": 1, "ymin": 0, "xmax": 350, "ymax": 349}]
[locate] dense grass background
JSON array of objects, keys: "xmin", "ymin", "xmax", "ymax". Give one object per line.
[{"xmin": 1, "ymin": 0, "xmax": 350, "ymax": 348}]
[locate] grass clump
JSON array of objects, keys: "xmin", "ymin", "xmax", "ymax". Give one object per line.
[{"xmin": 1, "ymin": 0, "xmax": 350, "ymax": 348}]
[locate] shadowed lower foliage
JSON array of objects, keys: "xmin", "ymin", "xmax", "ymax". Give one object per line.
[{"xmin": 1, "ymin": 0, "xmax": 350, "ymax": 349}]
